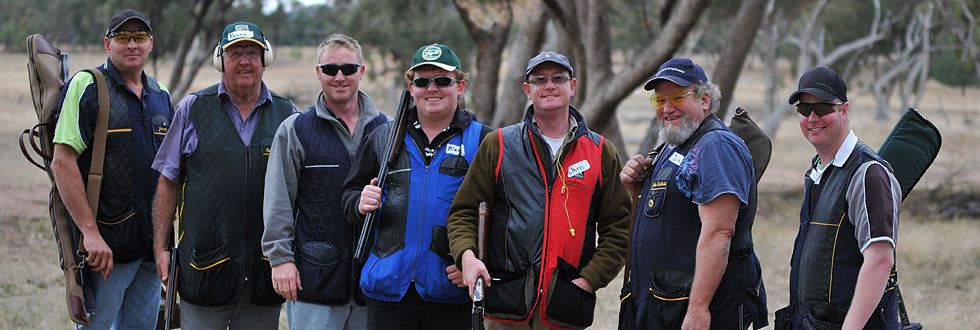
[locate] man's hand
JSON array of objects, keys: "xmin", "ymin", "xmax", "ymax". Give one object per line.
[
  {"xmin": 681, "ymin": 307, "xmax": 711, "ymax": 330},
  {"xmin": 272, "ymin": 262, "xmax": 303, "ymax": 301},
  {"xmin": 571, "ymin": 277, "xmax": 594, "ymax": 293},
  {"xmin": 357, "ymin": 178, "xmax": 382, "ymax": 215},
  {"xmin": 620, "ymin": 154, "xmax": 653, "ymax": 196},
  {"xmin": 155, "ymin": 249, "xmax": 170, "ymax": 283},
  {"xmin": 461, "ymin": 250, "xmax": 491, "ymax": 298},
  {"xmin": 446, "ymin": 264, "xmax": 466, "ymax": 288},
  {"xmin": 82, "ymin": 232, "xmax": 113, "ymax": 279}
]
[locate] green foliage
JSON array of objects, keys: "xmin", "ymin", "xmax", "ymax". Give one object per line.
[
  {"xmin": 930, "ymin": 48, "xmax": 980, "ymax": 89},
  {"xmin": 338, "ymin": 0, "xmax": 473, "ymax": 69}
]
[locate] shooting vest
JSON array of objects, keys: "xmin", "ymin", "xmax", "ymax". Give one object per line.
[
  {"xmin": 292, "ymin": 108, "xmax": 385, "ymax": 304},
  {"xmin": 359, "ymin": 117, "xmax": 483, "ymax": 304},
  {"xmin": 74, "ymin": 63, "xmax": 171, "ymax": 263},
  {"xmin": 176, "ymin": 84, "xmax": 291, "ymax": 306},
  {"xmin": 628, "ymin": 115, "xmax": 768, "ymax": 330},
  {"xmin": 789, "ymin": 141, "xmax": 899, "ymax": 330},
  {"xmin": 485, "ymin": 119, "xmax": 604, "ymax": 329}
]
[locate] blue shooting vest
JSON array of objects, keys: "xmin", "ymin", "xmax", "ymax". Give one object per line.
[{"xmin": 360, "ymin": 119, "xmax": 483, "ymax": 303}]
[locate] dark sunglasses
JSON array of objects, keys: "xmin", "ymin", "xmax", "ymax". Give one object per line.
[
  {"xmin": 796, "ymin": 102, "xmax": 843, "ymax": 117},
  {"xmin": 318, "ymin": 63, "xmax": 361, "ymax": 76},
  {"xmin": 412, "ymin": 76, "xmax": 458, "ymax": 88}
]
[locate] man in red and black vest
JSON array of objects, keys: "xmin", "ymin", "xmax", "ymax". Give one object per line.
[{"xmin": 447, "ymin": 52, "xmax": 631, "ymax": 329}]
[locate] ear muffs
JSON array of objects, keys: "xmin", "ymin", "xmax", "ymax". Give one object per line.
[
  {"xmin": 212, "ymin": 39, "xmax": 275, "ymax": 73},
  {"xmin": 212, "ymin": 44, "xmax": 223, "ymax": 72}
]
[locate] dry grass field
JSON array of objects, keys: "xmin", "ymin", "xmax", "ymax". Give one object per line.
[{"xmin": 1, "ymin": 47, "xmax": 978, "ymax": 329}]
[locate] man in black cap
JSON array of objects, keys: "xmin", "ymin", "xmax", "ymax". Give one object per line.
[
  {"xmin": 50, "ymin": 9, "xmax": 173, "ymax": 329},
  {"xmin": 151, "ymin": 21, "xmax": 296, "ymax": 329},
  {"xmin": 776, "ymin": 67, "xmax": 901, "ymax": 330},
  {"xmin": 447, "ymin": 51, "xmax": 631, "ymax": 329},
  {"xmin": 618, "ymin": 58, "xmax": 768, "ymax": 330}
]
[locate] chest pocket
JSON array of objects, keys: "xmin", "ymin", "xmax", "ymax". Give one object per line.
[
  {"xmin": 643, "ymin": 166, "xmax": 674, "ymax": 218},
  {"xmin": 438, "ymin": 155, "xmax": 470, "ymax": 177},
  {"xmin": 150, "ymin": 114, "xmax": 170, "ymax": 151}
]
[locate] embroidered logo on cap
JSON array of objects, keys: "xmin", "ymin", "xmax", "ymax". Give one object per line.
[
  {"xmin": 227, "ymin": 24, "xmax": 254, "ymax": 41},
  {"xmin": 422, "ymin": 46, "xmax": 442, "ymax": 61}
]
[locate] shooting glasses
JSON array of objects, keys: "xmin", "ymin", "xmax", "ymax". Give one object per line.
[
  {"xmin": 796, "ymin": 102, "xmax": 844, "ymax": 117},
  {"xmin": 319, "ymin": 63, "xmax": 361, "ymax": 76}
]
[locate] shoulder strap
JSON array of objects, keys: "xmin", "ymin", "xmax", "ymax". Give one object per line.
[
  {"xmin": 81, "ymin": 68, "xmax": 110, "ymax": 219},
  {"xmin": 622, "ymin": 143, "xmax": 667, "ymax": 288}
]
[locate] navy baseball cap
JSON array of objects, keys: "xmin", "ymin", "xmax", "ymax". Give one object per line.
[
  {"xmin": 525, "ymin": 51, "xmax": 574, "ymax": 78},
  {"xmin": 106, "ymin": 10, "xmax": 151, "ymax": 36},
  {"xmin": 643, "ymin": 58, "xmax": 708, "ymax": 90},
  {"xmin": 788, "ymin": 66, "xmax": 847, "ymax": 104}
]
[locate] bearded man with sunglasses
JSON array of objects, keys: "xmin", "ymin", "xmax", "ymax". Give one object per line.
[
  {"xmin": 618, "ymin": 58, "xmax": 768, "ymax": 330},
  {"xmin": 50, "ymin": 9, "xmax": 174, "ymax": 329},
  {"xmin": 446, "ymin": 51, "xmax": 631, "ymax": 329},
  {"xmin": 261, "ymin": 33, "xmax": 388, "ymax": 330},
  {"xmin": 151, "ymin": 21, "xmax": 297, "ymax": 329},
  {"xmin": 777, "ymin": 67, "xmax": 902, "ymax": 330},
  {"xmin": 342, "ymin": 43, "xmax": 493, "ymax": 330}
]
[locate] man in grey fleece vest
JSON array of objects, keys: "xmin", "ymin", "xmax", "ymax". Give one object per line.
[{"xmin": 262, "ymin": 34, "xmax": 387, "ymax": 330}]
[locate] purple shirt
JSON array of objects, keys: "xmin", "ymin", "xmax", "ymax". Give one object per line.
[{"xmin": 151, "ymin": 81, "xmax": 298, "ymax": 181}]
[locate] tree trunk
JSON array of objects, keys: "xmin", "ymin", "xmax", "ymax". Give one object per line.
[
  {"xmin": 168, "ymin": 0, "xmax": 215, "ymax": 98},
  {"xmin": 492, "ymin": 0, "xmax": 549, "ymax": 127},
  {"xmin": 453, "ymin": 0, "xmax": 513, "ymax": 123},
  {"xmin": 712, "ymin": 0, "xmax": 767, "ymax": 120}
]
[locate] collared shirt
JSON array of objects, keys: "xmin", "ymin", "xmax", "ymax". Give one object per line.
[
  {"xmin": 406, "ymin": 108, "xmax": 469, "ymax": 165},
  {"xmin": 151, "ymin": 81, "xmax": 298, "ymax": 181},
  {"xmin": 809, "ymin": 130, "xmax": 857, "ymax": 184},
  {"xmin": 531, "ymin": 114, "xmax": 578, "ymax": 166},
  {"xmin": 53, "ymin": 57, "xmax": 174, "ymax": 154}
]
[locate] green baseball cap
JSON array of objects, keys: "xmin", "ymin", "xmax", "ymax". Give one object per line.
[
  {"xmin": 409, "ymin": 44, "xmax": 461, "ymax": 72},
  {"xmin": 220, "ymin": 21, "xmax": 267, "ymax": 50}
]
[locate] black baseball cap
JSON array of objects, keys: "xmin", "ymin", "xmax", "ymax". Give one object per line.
[
  {"xmin": 106, "ymin": 10, "xmax": 152, "ymax": 36},
  {"xmin": 788, "ymin": 66, "xmax": 848, "ymax": 104}
]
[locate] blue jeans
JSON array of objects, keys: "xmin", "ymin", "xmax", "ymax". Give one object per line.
[
  {"xmin": 287, "ymin": 299, "xmax": 366, "ymax": 330},
  {"xmin": 76, "ymin": 259, "xmax": 161, "ymax": 330}
]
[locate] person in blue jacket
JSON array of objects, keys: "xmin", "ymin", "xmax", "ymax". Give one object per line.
[{"xmin": 341, "ymin": 43, "xmax": 493, "ymax": 330}]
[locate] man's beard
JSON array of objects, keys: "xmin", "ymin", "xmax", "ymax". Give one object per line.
[{"xmin": 657, "ymin": 115, "xmax": 701, "ymax": 146}]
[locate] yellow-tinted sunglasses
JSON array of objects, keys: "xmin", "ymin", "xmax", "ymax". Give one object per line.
[
  {"xmin": 650, "ymin": 90, "xmax": 693, "ymax": 110},
  {"xmin": 108, "ymin": 31, "xmax": 151, "ymax": 44}
]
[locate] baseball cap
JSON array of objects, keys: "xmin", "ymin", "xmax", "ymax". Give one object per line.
[
  {"xmin": 643, "ymin": 58, "xmax": 708, "ymax": 90},
  {"xmin": 106, "ymin": 10, "xmax": 152, "ymax": 36},
  {"xmin": 787, "ymin": 66, "xmax": 847, "ymax": 104},
  {"xmin": 525, "ymin": 51, "xmax": 574, "ymax": 77},
  {"xmin": 220, "ymin": 22, "xmax": 268, "ymax": 50},
  {"xmin": 409, "ymin": 44, "xmax": 461, "ymax": 72}
]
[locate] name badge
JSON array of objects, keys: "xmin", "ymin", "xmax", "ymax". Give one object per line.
[
  {"xmin": 567, "ymin": 160, "xmax": 591, "ymax": 179},
  {"xmin": 668, "ymin": 152, "xmax": 684, "ymax": 166},
  {"xmin": 446, "ymin": 144, "xmax": 462, "ymax": 156}
]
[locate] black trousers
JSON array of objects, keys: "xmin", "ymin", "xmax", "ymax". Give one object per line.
[{"xmin": 365, "ymin": 283, "xmax": 470, "ymax": 330}]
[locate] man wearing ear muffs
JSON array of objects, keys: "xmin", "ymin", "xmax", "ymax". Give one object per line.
[{"xmin": 151, "ymin": 21, "xmax": 297, "ymax": 329}]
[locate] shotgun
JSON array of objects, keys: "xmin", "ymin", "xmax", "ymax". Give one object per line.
[
  {"xmin": 472, "ymin": 202, "xmax": 488, "ymax": 330},
  {"xmin": 354, "ymin": 90, "xmax": 412, "ymax": 264},
  {"xmin": 163, "ymin": 225, "xmax": 178, "ymax": 329}
]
